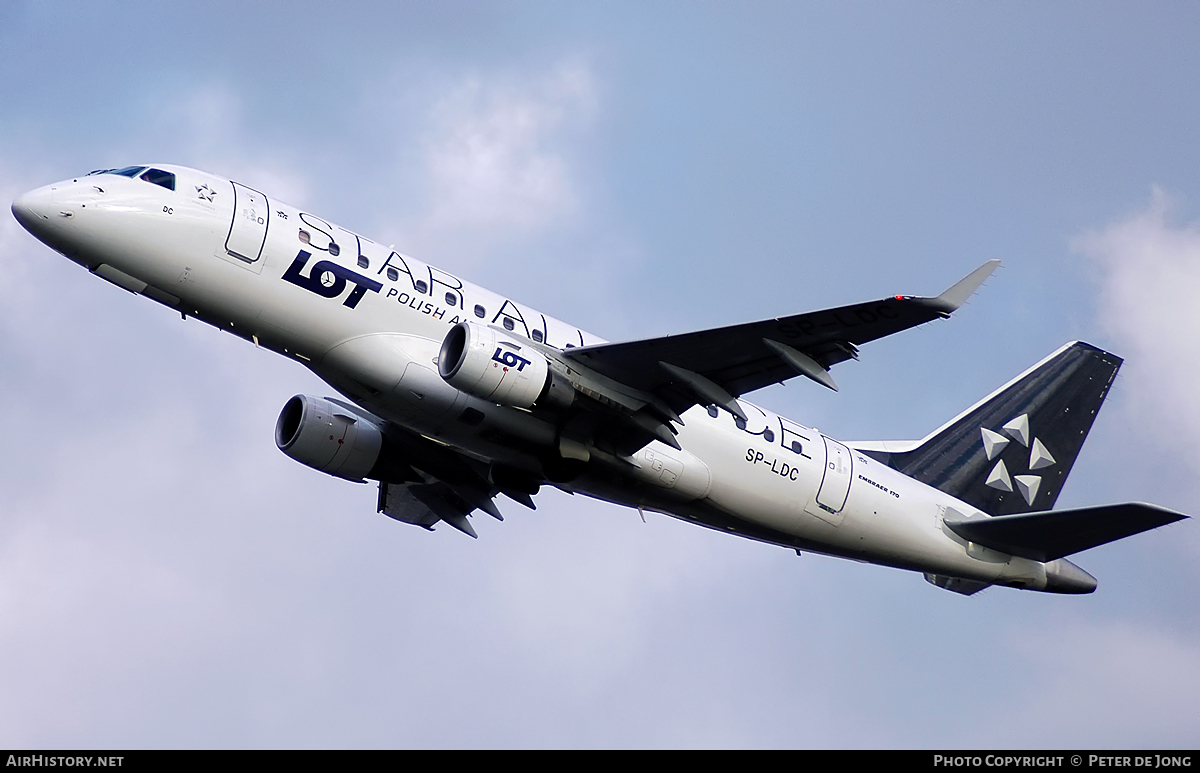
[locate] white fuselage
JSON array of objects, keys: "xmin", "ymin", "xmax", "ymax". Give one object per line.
[{"xmin": 12, "ymin": 165, "xmax": 1060, "ymax": 590}]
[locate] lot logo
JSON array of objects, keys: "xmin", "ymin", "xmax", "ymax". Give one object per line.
[
  {"xmin": 282, "ymin": 250, "xmax": 382, "ymax": 309},
  {"xmin": 492, "ymin": 345, "xmax": 531, "ymax": 371}
]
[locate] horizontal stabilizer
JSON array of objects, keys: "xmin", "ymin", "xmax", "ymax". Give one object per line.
[{"xmin": 945, "ymin": 503, "xmax": 1187, "ymax": 561}]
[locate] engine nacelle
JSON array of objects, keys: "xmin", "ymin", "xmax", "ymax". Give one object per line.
[
  {"xmin": 438, "ymin": 321, "xmax": 559, "ymax": 409},
  {"xmin": 275, "ymin": 394, "xmax": 384, "ymax": 482}
]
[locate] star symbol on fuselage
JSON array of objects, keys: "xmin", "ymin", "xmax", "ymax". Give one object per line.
[
  {"xmin": 195, "ymin": 184, "xmax": 216, "ymax": 202},
  {"xmin": 980, "ymin": 413, "xmax": 1057, "ymax": 506}
]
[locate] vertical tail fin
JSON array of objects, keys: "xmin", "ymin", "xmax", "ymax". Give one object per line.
[{"xmin": 859, "ymin": 342, "xmax": 1121, "ymax": 515}]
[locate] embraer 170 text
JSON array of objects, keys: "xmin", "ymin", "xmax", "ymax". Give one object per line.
[{"xmin": 12, "ymin": 165, "xmax": 1188, "ymax": 595}]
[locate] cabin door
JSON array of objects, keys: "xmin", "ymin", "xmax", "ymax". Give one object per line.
[
  {"xmin": 225, "ymin": 181, "xmax": 270, "ymax": 265},
  {"xmin": 804, "ymin": 436, "xmax": 854, "ymax": 526}
]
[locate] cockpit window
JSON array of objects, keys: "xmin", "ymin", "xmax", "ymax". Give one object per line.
[
  {"xmin": 86, "ymin": 167, "xmax": 145, "ymax": 177},
  {"xmin": 83, "ymin": 166, "xmax": 175, "ymax": 191},
  {"xmin": 140, "ymin": 168, "xmax": 176, "ymax": 190}
]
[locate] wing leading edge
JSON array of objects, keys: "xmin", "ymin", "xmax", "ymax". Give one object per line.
[{"xmin": 562, "ymin": 260, "xmax": 999, "ymax": 419}]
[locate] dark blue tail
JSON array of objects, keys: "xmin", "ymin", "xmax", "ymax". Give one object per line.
[{"xmin": 860, "ymin": 342, "xmax": 1121, "ymax": 516}]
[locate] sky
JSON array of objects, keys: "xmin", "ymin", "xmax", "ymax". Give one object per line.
[{"xmin": 1, "ymin": 1, "xmax": 1199, "ymax": 749}]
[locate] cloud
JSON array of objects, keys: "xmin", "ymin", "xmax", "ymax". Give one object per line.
[
  {"xmin": 425, "ymin": 64, "xmax": 595, "ymax": 230},
  {"xmin": 413, "ymin": 63, "xmax": 597, "ymax": 251},
  {"xmin": 1076, "ymin": 190, "xmax": 1200, "ymax": 481},
  {"xmin": 354, "ymin": 58, "xmax": 631, "ymax": 327}
]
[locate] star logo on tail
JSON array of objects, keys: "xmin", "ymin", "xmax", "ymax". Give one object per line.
[{"xmin": 980, "ymin": 413, "xmax": 1056, "ymax": 506}]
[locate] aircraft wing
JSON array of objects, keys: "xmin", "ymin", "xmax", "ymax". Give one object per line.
[
  {"xmin": 379, "ymin": 480, "xmax": 493, "ymax": 538},
  {"xmin": 378, "ymin": 477, "xmax": 538, "ymax": 538},
  {"xmin": 349, "ymin": 403, "xmax": 538, "ymax": 538},
  {"xmin": 562, "ymin": 261, "xmax": 998, "ymax": 419}
]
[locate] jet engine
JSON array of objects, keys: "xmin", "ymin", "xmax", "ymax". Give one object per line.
[
  {"xmin": 275, "ymin": 394, "xmax": 387, "ymax": 482},
  {"xmin": 438, "ymin": 321, "xmax": 572, "ymax": 409}
]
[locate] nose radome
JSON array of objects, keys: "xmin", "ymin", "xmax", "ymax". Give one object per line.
[{"xmin": 11, "ymin": 185, "xmax": 56, "ymax": 235}]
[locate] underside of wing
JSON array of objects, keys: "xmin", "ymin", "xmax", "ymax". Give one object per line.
[
  {"xmin": 360, "ymin": 413, "xmax": 539, "ymax": 538},
  {"xmin": 379, "ymin": 479, "xmax": 493, "ymax": 538},
  {"xmin": 377, "ymin": 474, "xmax": 538, "ymax": 538}
]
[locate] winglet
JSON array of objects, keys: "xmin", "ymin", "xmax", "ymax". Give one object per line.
[{"xmin": 929, "ymin": 259, "xmax": 1001, "ymax": 313}]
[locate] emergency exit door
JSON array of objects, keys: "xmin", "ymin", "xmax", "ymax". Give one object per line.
[{"xmin": 815, "ymin": 437, "xmax": 853, "ymax": 514}]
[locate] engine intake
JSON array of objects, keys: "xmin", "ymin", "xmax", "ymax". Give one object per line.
[
  {"xmin": 439, "ymin": 321, "xmax": 561, "ymax": 409},
  {"xmin": 275, "ymin": 394, "xmax": 384, "ymax": 482}
]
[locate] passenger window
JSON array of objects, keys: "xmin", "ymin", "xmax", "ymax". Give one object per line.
[
  {"xmin": 299, "ymin": 230, "xmax": 311, "ymax": 244},
  {"xmin": 531, "ymin": 330, "xmax": 543, "ymax": 343},
  {"xmin": 762, "ymin": 428, "xmax": 775, "ymax": 443},
  {"xmin": 790, "ymin": 441, "xmax": 803, "ymax": 454},
  {"xmin": 140, "ymin": 168, "xmax": 176, "ymax": 190},
  {"xmin": 387, "ymin": 267, "xmax": 399, "ymax": 281},
  {"xmin": 328, "ymin": 243, "xmax": 340, "ymax": 257},
  {"xmin": 474, "ymin": 304, "xmax": 486, "ymax": 318},
  {"xmin": 502, "ymin": 318, "xmax": 515, "ymax": 331},
  {"xmin": 445, "ymin": 291, "xmax": 457, "ymax": 306},
  {"xmin": 414, "ymin": 280, "xmax": 428, "ymax": 293},
  {"xmin": 707, "ymin": 406, "xmax": 719, "ymax": 418},
  {"xmin": 735, "ymin": 417, "xmax": 747, "ymax": 431},
  {"xmin": 357, "ymin": 256, "xmax": 369, "ymax": 269}
]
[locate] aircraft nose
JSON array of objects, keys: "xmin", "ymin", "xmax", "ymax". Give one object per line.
[{"xmin": 11, "ymin": 185, "xmax": 57, "ymax": 236}]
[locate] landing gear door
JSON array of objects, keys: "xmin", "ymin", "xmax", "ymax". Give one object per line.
[
  {"xmin": 225, "ymin": 181, "xmax": 270, "ymax": 269},
  {"xmin": 805, "ymin": 436, "xmax": 854, "ymax": 526}
]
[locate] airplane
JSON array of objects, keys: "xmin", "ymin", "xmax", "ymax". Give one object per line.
[{"xmin": 10, "ymin": 164, "xmax": 1188, "ymax": 596}]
